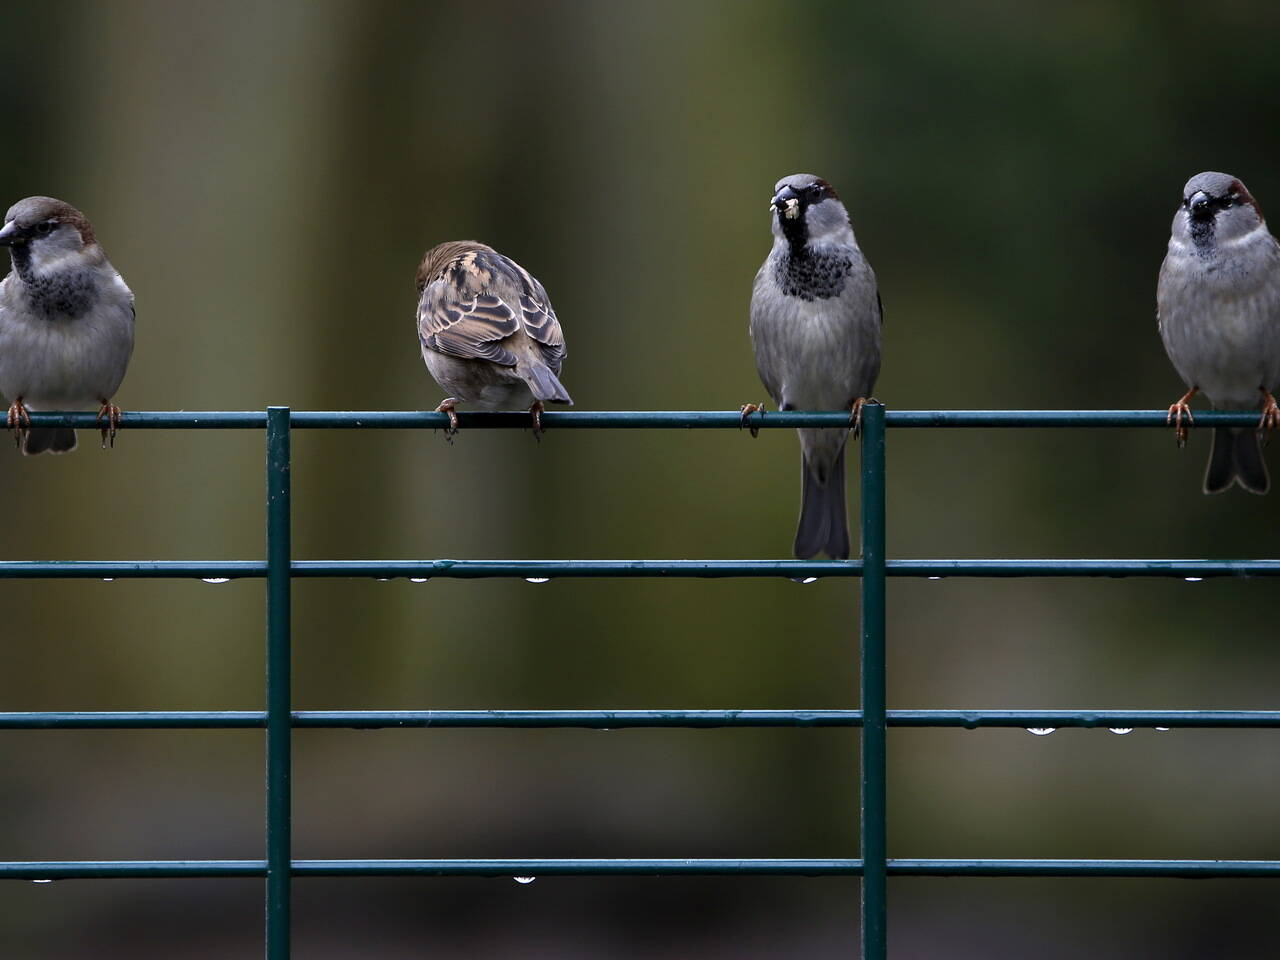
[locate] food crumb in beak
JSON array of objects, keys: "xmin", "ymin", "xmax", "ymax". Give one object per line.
[{"xmin": 783, "ymin": 198, "xmax": 801, "ymax": 219}]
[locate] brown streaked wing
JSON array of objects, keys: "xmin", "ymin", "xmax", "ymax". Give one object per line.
[{"xmin": 511, "ymin": 261, "xmax": 567, "ymax": 369}]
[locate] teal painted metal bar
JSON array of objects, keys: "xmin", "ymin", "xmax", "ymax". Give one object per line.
[
  {"xmin": 10, "ymin": 408, "xmax": 1269, "ymax": 430},
  {"xmin": 0, "ymin": 708, "xmax": 1276, "ymax": 729},
  {"xmin": 265, "ymin": 407, "xmax": 292, "ymax": 958},
  {"xmin": 859, "ymin": 404, "xmax": 888, "ymax": 959},
  {"xmin": 5, "ymin": 858, "xmax": 1280, "ymax": 879},
  {"xmin": 1, "ymin": 558, "xmax": 1277, "ymax": 579}
]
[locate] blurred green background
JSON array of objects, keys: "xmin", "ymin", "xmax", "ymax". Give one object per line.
[{"xmin": 2, "ymin": 0, "xmax": 1280, "ymax": 956}]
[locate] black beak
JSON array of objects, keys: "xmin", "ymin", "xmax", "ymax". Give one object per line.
[
  {"xmin": 1188, "ymin": 191, "xmax": 1212, "ymax": 221},
  {"xmin": 771, "ymin": 185, "xmax": 800, "ymax": 211}
]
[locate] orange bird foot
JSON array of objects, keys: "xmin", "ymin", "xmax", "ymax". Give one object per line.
[
  {"xmin": 739, "ymin": 402, "xmax": 764, "ymax": 438},
  {"xmin": 1166, "ymin": 388, "xmax": 1197, "ymax": 448},
  {"xmin": 96, "ymin": 400, "xmax": 122, "ymax": 449}
]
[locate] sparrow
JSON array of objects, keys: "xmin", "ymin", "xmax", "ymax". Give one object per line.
[
  {"xmin": 1157, "ymin": 171, "xmax": 1280, "ymax": 494},
  {"xmin": 0, "ymin": 196, "xmax": 135, "ymax": 455},
  {"xmin": 415, "ymin": 241, "xmax": 571, "ymax": 437},
  {"xmin": 747, "ymin": 174, "xmax": 882, "ymax": 559}
]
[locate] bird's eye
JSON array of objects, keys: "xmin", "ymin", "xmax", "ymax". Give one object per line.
[
  {"xmin": 32, "ymin": 221, "xmax": 56, "ymax": 236},
  {"xmin": 809, "ymin": 184, "xmax": 824, "ymax": 196}
]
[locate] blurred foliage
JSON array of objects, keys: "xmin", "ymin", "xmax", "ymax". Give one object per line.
[{"xmin": 1, "ymin": 0, "xmax": 1280, "ymax": 956}]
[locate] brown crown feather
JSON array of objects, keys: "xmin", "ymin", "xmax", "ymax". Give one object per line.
[{"xmin": 415, "ymin": 240, "xmax": 495, "ymax": 292}]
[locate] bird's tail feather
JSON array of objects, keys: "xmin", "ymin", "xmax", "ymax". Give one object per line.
[
  {"xmin": 1204, "ymin": 427, "xmax": 1269, "ymax": 495},
  {"xmin": 794, "ymin": 445, "xmax": 849, "ymax": 560},
  {"xmin": 522, "ymin": 363, "xmax": 572, "ymax": 405},
  {"xmin": 22, "ymin": 428, "xmax": 77, "ymax": 456}
]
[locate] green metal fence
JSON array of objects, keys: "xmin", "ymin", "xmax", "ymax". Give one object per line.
[{"xmin": 5, "ymin": 404, "xmax": 1280, "ymax": 959}]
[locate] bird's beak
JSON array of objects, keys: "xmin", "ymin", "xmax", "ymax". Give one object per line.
[
  {"xmin": 1188, "ymin": 191, "xmax": 1212, "ymax": 221},
  {"xmin": 0, "ymin": 221, "xmax": 23, "ymax": 246},
  {"xmin": 771, "ymin": 186, "xmax": 801, "ymax": 220}
]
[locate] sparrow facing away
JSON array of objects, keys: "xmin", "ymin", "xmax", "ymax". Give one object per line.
[
  {"xmin": 0, "ymin": 196, "xmax": 135, "ymax": 455},
  {"xmin": 1158, "ymin": 172, "xmax": 1280, "ymax": 494},
  {"xmin": 747, "ymin": 174, "xmax": 882, "ymax": 559},
  {"xmin": 416, "ymin": 241, "xmax": 571, "ymax": 437}
]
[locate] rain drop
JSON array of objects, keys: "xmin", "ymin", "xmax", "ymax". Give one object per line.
[
  {"xmin": 1108, "ymin": 728, "xmax": 1134, "ymax": 735},
  {"xmin": 30, "ymin": 879, "xmax": 53, "ymax": 884},
  {"xmin": 1155, "ymin": 726, "xmax": 1171, "ymax": 732},
  {"xmin": 409, "ymin": 578, "xmax": 428, "ymax": 583},
  {"xmin": 1184, "ymin": 577, "xmax": 1203, "ymax": 583},
  {"xmin": 525, "ymin": 578, "xmax": 550, "ymax": 584},
  {"xmin": 102, "ymin": 578, "xmax": 114, "ymax": 582},
  {"xmin": 513, "ymin": 876, "xmax": 536, "ymax": 884},
  {"xmin": 927, "ymin": 576, "xmax": 942, "ymax": 581},
  {"xmin": 202, "ymin": 578, "xmax": 231, "ymax": 584},
  {"xmin": 1026, "ymin": 728, "xmax": 1056, "ymax": 736}
]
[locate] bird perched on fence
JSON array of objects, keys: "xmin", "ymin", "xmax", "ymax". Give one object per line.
[
  {"xmin": 1157, "ymin": 171, "xmax": 1280, "ymax": 494},
  {"xmin": 0, "ymin": 196, "xmax": 135, "ymax": 455},
  {"xmin": 746, "ymin": 173, "xmax": 882, "ymax": 559},
  {"xmin": 416, "ymin": 241, "xmax": 571, "ymax": 437}
]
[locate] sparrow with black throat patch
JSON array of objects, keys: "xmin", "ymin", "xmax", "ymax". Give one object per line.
[
  {"xmin": 1157, "ymin": 171, "xmax": 1280, "ymax": 494},
  {"xmin": 0, "ymin": 196, "xmax": 135, "ymax": 455},
  {"xmin": 416, "ymin": 241, "xmax": 571, "ymax": 438},
  {"xmin": 747, "ymin": 174, "xmax": 882, "ymax": 559}
]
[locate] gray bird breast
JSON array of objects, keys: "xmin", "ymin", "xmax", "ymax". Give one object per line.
[{"xmin": 1158, "ymin": 239, "xmax": 1280, "ymax": 409}]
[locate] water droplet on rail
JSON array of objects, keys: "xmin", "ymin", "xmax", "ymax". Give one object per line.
[
  {"xmin": 1155, "ymin": 726, "xmax": 1170, "ymax": 732},
  {"xmin": 102, "ymin": 578, "xmax": 114, "ymax": 582},
  {"xmin": 789, "ymin": 577, "xmax": 819, "ymax": 584},
  {"xmin": 1025, "ymin": 727, "xmax": 1056, "ymax": 736},
  {"xmin": 927, "ymin": 576, "xmax": 942, "ymax": 580},
  {"xmin": 1184, "ymin": 577, "xmax": 1203, "ymax": 583},
  {"xmin": 1108, "ymin": 727, "xmax": 1134, "ymax": 735},
  {"xmin": 30, "ymin": 879, "xmax": 53, "ymax": 884},
  {"xmin": 376, "ymin": 577, "xmax": 392, "ymax": 582},
  {"xmin": 409, "ymin": 578, "xmax": 428, "ymax": 583},
  {"xmin": 525, "ymin": 578, "xmax": 550, "ymax": 584},
  {"xmin": 513, "ymin": 876, "xmax": 536, "ymax": 884},
  {"xmin": 201, "ymin": 578, "xmax": 230, "ymax": 584}
]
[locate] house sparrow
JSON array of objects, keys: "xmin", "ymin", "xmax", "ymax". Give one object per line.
[
  {"xmin": 1157, "ymin": 172, "xmax": 1280, "ymax": 494},
  {"xmin": 0, "ymin": 196, "xmax": 134, "ymax": 455},
  {"xmin": 747, "ymin": 174, "xmax": 882, "ymax": 559},
  {"xmin": 416, "ymin": 241, "xmax": 571, "ymax": 437}
]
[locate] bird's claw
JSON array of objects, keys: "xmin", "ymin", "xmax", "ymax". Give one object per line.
[
  {"xmin": 1166, "ymin": 390, "xmax": 1197, "ymax": 448},
  {"xmin": 1167, "ymin": 403, "xmax": 1194, "ymax": 447},
  {"xmin": 1259, "ymin": 390, "xmax": 1280, "ymax": 432},
  {"xmin": 530, "ymin": 401, "xmax": 545, "ymax": 441},
  {"xmin": 850, "ymin": 397, "xmax": 871, "ymax": 438},
  {"xmin": 739, "ymin": 402, "xmax": 763, "ymax": 438},
  {"xmin": 96, "ymin": 400, "xmax": 121, "ymax": 449},
  {"xmin": 6, "ymin": 398, "xmax": 29, "ymax": 448},
  {"xmin": 434, "ymin": 399, "xmax": 460, "ymax": 443}
]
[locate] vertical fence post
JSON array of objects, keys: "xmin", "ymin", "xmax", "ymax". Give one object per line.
[
  {"xmin": 859, "ymin": 403, "xmax": 887, "ymax": 959},
  {"xmin": 265, "ymin": 406, "xmax": 292, "ymax": 958}
]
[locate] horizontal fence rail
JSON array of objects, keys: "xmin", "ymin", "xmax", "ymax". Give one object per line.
[
  {"xmin": 2, "ymin": 709, "xmax": 1279, "ymax": 729},
  {"xmin": 5, "ymin": 406, "xmax": 1276, "ymax": 960},
  {"xmin": 5, "ymin": 859, "xmax": 1280, "ymax": 880},
  {"xmin": 2, "ymin": 559, "xmax": 1277, "ymax": 578},
  {"xmin": 10, "ymin": 409, "xmax": 1273, "ymax": 430}
]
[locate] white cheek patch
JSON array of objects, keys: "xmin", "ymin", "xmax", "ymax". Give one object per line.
[{"xmin": 783, "ymin": 198, "xmax": 800, "ymax": 220}]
